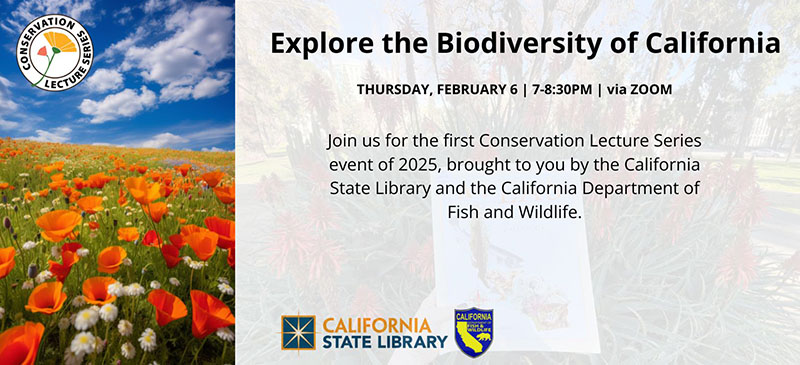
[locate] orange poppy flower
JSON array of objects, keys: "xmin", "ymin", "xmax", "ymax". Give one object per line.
[
  {"xmin": 0, "ymin": 247, "xmax": 15, "ymax": 279},
  {"xmin": 36, "ymin": 210, "xmax": 82, "ymax": 242},
  {"xmin": 24, "ymin": 191, "xmax": 35, "ymax": 202},
  {"xmin": 204, "ymin": 216, "xmax": 234, "ymax": 250},
  {"xmin": 87, "ymin": 172, "xmax": 114, "ymax": 189},
  {"xmin": 190, "ymin": 290, "xmax": 235, "ymax": 338},
  {"xmin": 117, "ymin": 187, "xmax": 128, "ymax": 207},
  {"xmin": 97, "ymin": 246, "xmax": 127, "ymax": 274},
  {"xmin": 186, "ymin": 231, "xmax": 218, "ymax": 261},
  {"xmin": 175, "ymin": 163, "xmax": 192, "ymax": 177},
  {"xmin": 25, "ymin": 281, "xmax": 67, "ymax": 315},
  {"xmin": 143, "ymin": 202, "xmax": 168, "ymax": 223},
  {"xmin": 68, "ymin": 190, "xmax": 81, "ymax": 203},
  {"xmin": 201, "ymin": 171, "xmax": 225, "ymax": 188},
  {"xmin": 160, "ymin": 184, "xmax": 175, "ymax": 198},
  {"xmin": 213, "ymin": 185, "xmax": 235, "ymax": 204},
  {"xmin": 142, "ymin": 230, "xmax": 162, "ymax": 247},
  {"xmin": 38, "ymin": 189, "xmax": 49, "ymax": 197},
  {"xmin": 88, "ymin": 221, "xmax": 99, "ymax": 230},
  {"xmin": 227, "ymin": 246, "xmax": 235, "ymax": 269},
  {"xmin": 147, "ymin": 289, "xmax": 188, "ymax": 326},
  {"xmin": 161, "ymin": 244, "xmax": 181, "ymax": 269},
  {"xmin": 73, "ymin": 178, "xmax": 86, "ymax": 190},
  {"xmin": 168, "ymin": 234, "xmax": 184, "ymax": 249},
  {"xmin": 49, "ymin": 249, "xmax": 79, "ymax": 282},
  {"xmin": 0, "ymin": 322, "xmax": 44, "ymax": 365},
  {"xmin": 76, "ymin": 196, "xmax": 103, "ymax": 214},
  {"xmin": 50, "ymin": 173, "xmax": 64, "ymax": 182},
  {"xmin": 124, "ymin": 176, "xmax": 161, "ymax": 205},
  {"xmin": 48, "ymin": 179, "xmax": 68, "ymax": 190},
  {"xmin": 117, "ymin": 227, "xmax": 139, "ymax": 242},
  {"xmin": 168, "ymin": 224, "xmax": 205, "ymax": 249},
  {"xmin": 82, "ymin": 276, "xmax": 117, "ymax": 305}
]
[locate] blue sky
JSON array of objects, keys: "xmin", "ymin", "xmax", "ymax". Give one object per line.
[{"xmin": 0, "ymin": 0, "xmax": 234, "ymax": 151}]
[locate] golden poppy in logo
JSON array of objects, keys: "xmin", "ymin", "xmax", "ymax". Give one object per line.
[{"xmin": 44, "ymin": 32, "xmax": 77, "ymax": 52}]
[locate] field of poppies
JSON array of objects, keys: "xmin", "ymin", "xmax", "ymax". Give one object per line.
[{"xmin": 0, "ymin": 138, "xmax": 235, "ymax": 364}]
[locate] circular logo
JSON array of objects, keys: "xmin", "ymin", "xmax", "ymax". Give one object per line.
[{"xmin": 16, "ymin": 14, "xmax": 94, "ymax": 92}]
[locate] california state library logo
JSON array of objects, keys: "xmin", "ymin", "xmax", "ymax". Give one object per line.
[
  {"xmin": 454, "ymin": 307, "xmax": 493, "ymax": 358},
  {"xmin": 281, "ymin": 315, "xmax": 316, "ymax": 351},
  {"xmin": 16, "ymin": 14, "xmax": 94, "ymax": 91}
]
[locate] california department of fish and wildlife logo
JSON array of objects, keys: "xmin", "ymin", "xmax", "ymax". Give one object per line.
[
  {"xmin": 16, "ymin": 14, "xmax": 94, "ymax": 91},
  {"xmin": 454, "ymin": 308, "xmax": 493, "ymax": 358}
]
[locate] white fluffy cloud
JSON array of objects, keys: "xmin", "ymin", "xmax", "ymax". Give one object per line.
[
  {"xmin": 138, "ymin": 132, "xmax": 188, "ymax": 148},
  {"xmin": 119, "ymin": 5, "xmax": 233, "ymax": 102},
  {"xmin": 143, "ymin": 0, "xmax": 179, "ymax": 13},
  {"xmin": 24, "ymin": 127, "xmax": 72, "ymax": 143},
  {"xmin": 130, "ymin": 124, "xmax": 233, "ymax": 150},
  {"xmin": 2, "ymin": 0, "xmax": 94, "ymax": 33},
  {"xmin": 84, "ymin": 69, "xmax": 124, "ymax": 93},
  {"xmin": 0, "ymin": 77, "xmax": 20, "ymax": 130},
  {"xmin": 113, "ymin": 6, "xmax": 133, "ymax": 25},
  {"xmin": 160, "ymin": 71, "xmax": 231, "ymax": 102},
  {"xmin": 0, "ymin": 120, "xmax": 20, "ymax": 130},
  {"xmin": 0, "ymin": 76, "xmax": 18, "ymax": 113},
  {"xmin": 79, "ymin": 86, "xmax": 157, "ymax": 123}
]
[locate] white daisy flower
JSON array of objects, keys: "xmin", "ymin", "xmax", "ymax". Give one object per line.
[
  {"xmin": 217, "ymin": 277, "xmax": 229, "ymax": 285},
  {"xmin": 70, "ymin": 332, "xmax": 96, "ymax": 356},
  {"xmin": 150, "ymin": 280, "xmax": 161, "ymax": 289},
  {"xmin": 216, "ymin": 327, "xmax": 234, "ymax": 342},
  {"xmin": 35, "ymin": 270, "xmax": 52, "ymax": 284},
  {"xmin": 99, "ymin": 303, "xmax": 118, "ymax": 322},
  {"xmin": 41, "ymin": 206, "xmax": 51, "ymax": 214},
  {"xmin": 125, "ymin": 283, "xmax": 145, "ymax": 297},
  {"xmin": 50, "ymin": 246, "xmax": 62, "ymax": 258},
  {"xmin": 169, "ymin": 277, "xmax": 180, "ymax": 286},
  {"xmin": 71, "ymin": 295, "xmax": 86, "ymax": 307},
  {"xmin": 121, "ymin": 342, "xmax": 136, "ymax": 359},
  {"xmin": 122, "ymin": 258, "xmax": 132, "ymax": 266},
  {"xmin": 107, "ymin": 282, "xmax": 125, "ymax": 297},
  {"xmin": 95, "ymin": 337, "xmax": 106, "ymax": 353},
  {"xmin": 183, "ymin": 256, "xmax": 207, "ymax": 270},
  {"xmin": 74, "ymin": 308, "xmax": 99, "ymax": 330},
  {"xmin": 22, "ymin": 279, "xmax": 34, "ymax": 290},
  {"xmin": 218, "ymin": 283, "xmax": 234, "ymax": 296},
  {"xmin": 63, "ymin": 348, "xmax": 84, "ymax": 365},
  {"xmin": 0, "ymin": 307, "xmax": 4, "ymax": 319},
  {"xmin": 76, "ymin": 248, "xmax": 90, "ymax": 257},
  {"xmin": 21, "ymin": 241, "xmax": 37, "ymax": 250},
  {"xmin": 118, "ymin": 319, "xmax": 133, "ymax": 336},
  {"xmin": 23, "ymin": 214, "xmax": 31, "ymax": 220},
  {"xmin": 138, "ymin": 328, "xmax": 157, "ymax": 352}
]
